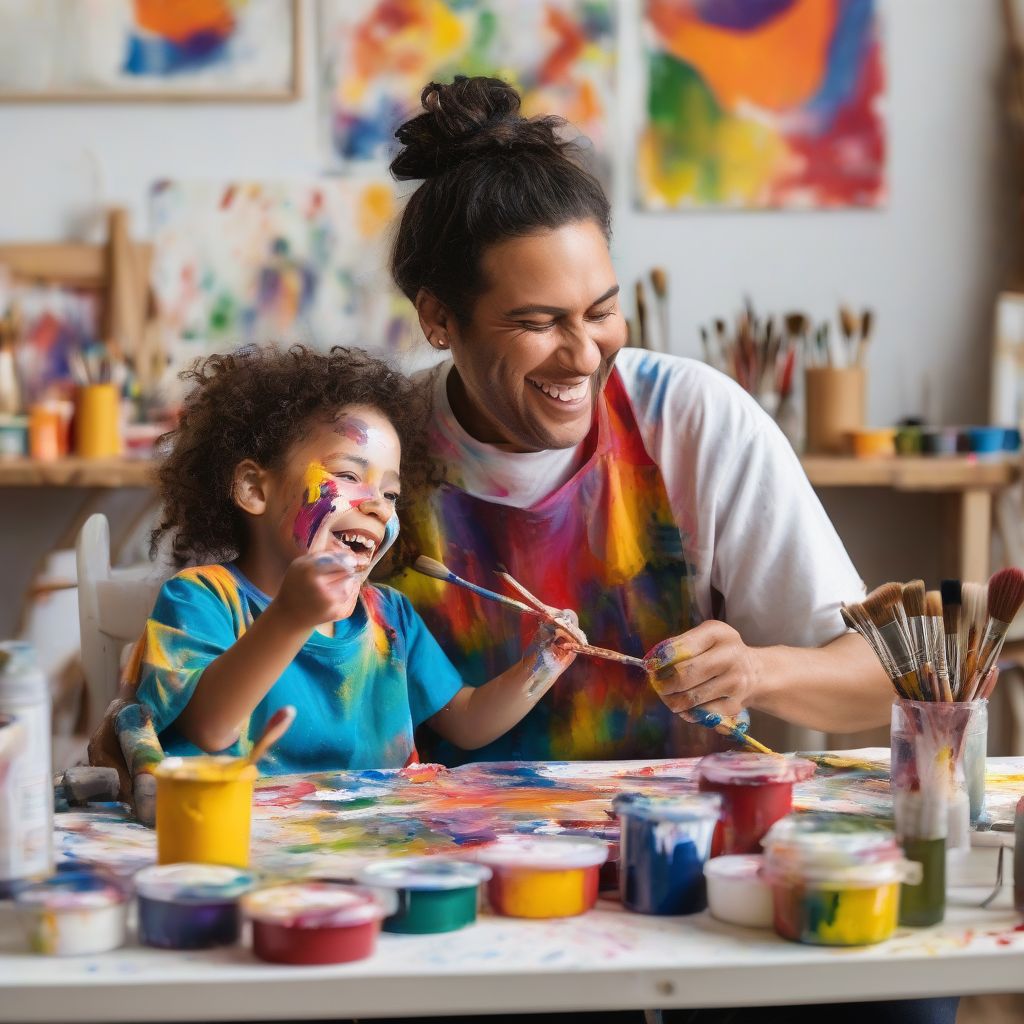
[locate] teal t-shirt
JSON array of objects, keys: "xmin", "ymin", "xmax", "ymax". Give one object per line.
[{"xmin": 133, "ymin": 563, "xmax": 464, "ymax": 773}]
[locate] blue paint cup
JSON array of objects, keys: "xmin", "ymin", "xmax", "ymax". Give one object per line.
[
  {"xmin": 134, "ymin": 863, "xmax": 253, "ymax": 950},
  {"xmin": 613, "ymin": 792, "xmax": 721, "ymax": 916},
  {"xmin": 1003, "ymin": 427, "xmax": 1022, "ymax": 452},
  {"xmin": 968, "ymin": 426, "xmax": 1006, "ymax": 457}
]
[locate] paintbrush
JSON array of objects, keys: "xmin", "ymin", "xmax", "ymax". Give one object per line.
[
  {"xmin": 839, "ymin": 304, "xmax": 859, "ymax": 366},
  {"xmin": 688, "ymin": 707, "xmax": 776, "ymax": 755},
  {"xmin": 967, "ymin": 566, "xmax": 1024, "ymax": 700},
  {"xmin": 414, "ymin": 556, "xmax": 545, "ymax": 620},
  {"xmin": 635, "ymin": 281, "xmax": 650, "ymax": 351},
  {"xmin": 941, "ymin": 579, "xmax": 963, "ymax": 698},
  {"xmin": 857, "ymin": 308, "xmax": 875, "ymax": 367},
  {"xmin": 901, "ymin": 580, "xmax": 931, "ymax": 698},
  {"xmin": 853, "ymin": 583, "xmax": 923, "ymax": 699},
  {"xmin": 925, "ymin": 589, "xmax": 953, "ymax": 701},
  {"xmin": 650, "ymin": 267, "xmax": 669, "ymax": 353},
  {"xmin": 961, "ymin": 581, "xmax": 988, "ymax": 696},
  {"xmin": 495, "ymin": 570, "xmax": 588, "ymax": 646}
]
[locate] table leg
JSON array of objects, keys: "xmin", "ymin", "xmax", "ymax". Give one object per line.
[{"xmin": 954, "ymin": 489, "xmax": 993, "ymax": 582}]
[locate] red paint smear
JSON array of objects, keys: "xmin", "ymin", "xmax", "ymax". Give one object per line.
[
  {"xmin": 770, "ymin": 36, "xmax": 886, "ymax": 206},
  {"xmin": 541, "ymin": 6, "xmax": 586, "ymax": 85},
  {"xmin": 220, "ymin": 185, "xmax": 237, "ymax": 210},
  {"xmin": 255, "ymin": 780, "xmax": 317, "ymax": 807}
]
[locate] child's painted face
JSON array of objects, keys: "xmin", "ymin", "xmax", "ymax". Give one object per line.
[{"xmin": 278, "ymin": 405, "xmax": 402, "ymax": 572}]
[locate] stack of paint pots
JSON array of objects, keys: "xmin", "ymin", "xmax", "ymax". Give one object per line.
[{"xmin": 761, "ymin": 814, "xmax": 921, "ymax": 946}]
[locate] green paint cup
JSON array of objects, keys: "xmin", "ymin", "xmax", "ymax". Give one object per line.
[{"xmin": 357, "ymin": 858, "xmax": 491, "ymax": 935}]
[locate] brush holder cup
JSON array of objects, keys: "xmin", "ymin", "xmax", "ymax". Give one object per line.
[
  {"xmin": 804, "ymin": 367, "xmax": 866, "ymax": 454},
  {"xmin": 890, "ymin": 699, "xmax": 974, "ymax": 926}
]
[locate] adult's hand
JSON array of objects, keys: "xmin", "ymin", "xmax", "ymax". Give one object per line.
[{"xmin": 644, "ymin": 620, "xmax": 761, "ymax": 722}]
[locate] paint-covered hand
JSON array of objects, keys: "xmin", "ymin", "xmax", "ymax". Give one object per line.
[
  {"xmin": 523, "ymin": 617, "xmax": 579, "ymax": 698},
  {"xmin": 274, "ymin": 551, "xmax": 363, "ymax": 630},
  {"xmin": 645, "ymin": 620, "xmax": 760, "ymax": 722}
]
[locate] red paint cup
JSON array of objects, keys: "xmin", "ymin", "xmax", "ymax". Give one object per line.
[
  {"xmin": 242, "ymin": 882, "xmax": 392, "ymax": 965},
  {"xmin": 697, "ymin": 752, "xmax": 815, "ymax": 855}
]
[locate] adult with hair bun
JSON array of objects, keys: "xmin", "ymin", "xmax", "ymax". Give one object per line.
[
  {"xmin": 389, "ymin": 75, "xmax": 892, "ymax": 765},
  {"xmin": 383, "ymin": 76, "xmax": 957, "ymax": 1024}
]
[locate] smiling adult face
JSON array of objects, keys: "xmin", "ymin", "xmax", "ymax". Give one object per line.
[{"xmin": 418, "ymin": 220, "xmax": 627, "ymax": 453}]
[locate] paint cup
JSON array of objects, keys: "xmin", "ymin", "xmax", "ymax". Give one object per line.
[
  {"xmin": 471, "ymin": 835, "xmax": 608, "ymax": 919},
  {"xmin": 134, "ymin": 863, "xmax": 253, "ymax": 950},
  {"xmin": 762, "ymin": 814, "xmax": 920, "ymax": 947},
  {"xmin": 704, "ymin": 854, "xmax": 773, "ymax": 929},
  {"xmin": 920, "ymin": 427, "xmax": 958, "ymax": 456},
  {"xmin": 890, "ymin": 699, "xmax": 974, "ymax": 926},
  {"xmin": 968, "ymin": 426, "xmax": 1006, "ymax": 458},
  {"xmin": 613, "ymin": 792, "xmax": 721, "ymax": 915},
  {"xmin": 847, "ymin": 428, "xmax": 896, "ymax": 458},
  {"xmin": 697, "ymin": 752, "xmax": 815, "ymax": 855},
  {"xmin": 804, "ymin": 367, "xmax": 865, "ymax": 454},
  {"xmin": 243, "ymin": 882, "xmax": 392, "ymax": 965},
  {"xmin": 1014, "ymin": 795, "xmax": 1024, "ymax": 917},
  {"xmin": 74, "ymin": 383, "xmax": 121, "ymax": 458},
  {"xmin": 14, "ymin": 870, "xmax": 129, "ymax": 955},
  {"xmin": 356, "ymin": 858, "xmax": 491, "ymax": 934},
  {"xmin": 28, "ymin": 405, "xmax": 62, "ymax": 462},
  {"xmin": 962, "ymin": 699, "xmax": 988, "ymax": 824},
  {"xmin": 1003, "ymin": 427, "xmax": 1022, "ymax": 453},
  {"xmin": 154, "ymin": 756, "xmax": 257, "ymax": 868},
  {"xmin": 0, "ymin": 415, "xmax": 28, "ymax": 459},
  {"xmin": 894, "ymin": 426, "xmax": 923, "ymax": 455}
]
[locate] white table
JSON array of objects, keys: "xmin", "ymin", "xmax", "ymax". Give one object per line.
[{"xmin": 0, "ymin": 882, "xmax": 1021, "ymax": 1021}]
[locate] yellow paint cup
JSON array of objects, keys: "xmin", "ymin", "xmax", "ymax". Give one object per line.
[
  {"xmin": 154, "ymin": 756, "xmax": 257, "ymax": 868},
  {"xmin": 75, "ymin": 383, "xmax": 122, "ymax": 458}
]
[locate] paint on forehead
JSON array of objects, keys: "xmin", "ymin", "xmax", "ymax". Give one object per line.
[
  {"xmin": 293, "ymin": 463, "xmax": 339, "ymax": 549},
  {"xmin": 334, "ymin": 415, "xmax": 369, "ymax": 446}
]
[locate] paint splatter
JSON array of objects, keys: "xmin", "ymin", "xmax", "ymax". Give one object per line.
[
  {"xmin": 293, "ymin": 463, "xmax": 339, "ymax": 549},
  {"xmin": 334, "ymin": 416, "xmax": 369, "ymax": 446}
]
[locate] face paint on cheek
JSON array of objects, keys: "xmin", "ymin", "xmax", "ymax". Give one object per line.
[{"xmin": 292, "ymin": 463, "xmax": 340, "ymax": 549}]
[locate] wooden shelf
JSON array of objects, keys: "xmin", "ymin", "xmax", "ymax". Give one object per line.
[
  {"xmin": 0, "ymin": 457, "xmax": 154, "ymax": 488},
  {"xmin": 800, "ymin": 454, "xmax": 1020, "ymax": 491}
]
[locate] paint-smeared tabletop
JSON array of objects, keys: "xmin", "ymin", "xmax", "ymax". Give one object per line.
[{"xmin": 0, "ymin": 753, "xmax": 1022, "ymax": 1021}]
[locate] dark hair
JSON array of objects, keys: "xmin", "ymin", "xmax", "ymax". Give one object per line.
[
  {"xmin": 152, "ymin": 345, "xmax": 432, "ymax": 568},
  {"xmin": 390, "ymin": 75, "xmax": 611, "ymax": 324}
]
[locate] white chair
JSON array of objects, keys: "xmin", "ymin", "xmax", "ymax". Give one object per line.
[{"xmin": 76, "ymin": 513, "xmax": 165, "ymax": 735}]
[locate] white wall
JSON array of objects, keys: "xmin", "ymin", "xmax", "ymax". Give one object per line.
[{"xmin": 0, "ymin": 0, "xmax": 1015, "ymax": 633}]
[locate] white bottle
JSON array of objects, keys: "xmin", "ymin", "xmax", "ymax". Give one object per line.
[{"xmin": 0, "ymin": 642, "xmax": 53, "ymax": 894}]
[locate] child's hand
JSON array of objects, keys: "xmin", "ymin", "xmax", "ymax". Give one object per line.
[
  {"xmin": 274, "ymin": 551, "xmax": 363, "ymax": 630},
  {"xmin": 523, "ymin": 618, "xmax": 579, "ymax": 698}
]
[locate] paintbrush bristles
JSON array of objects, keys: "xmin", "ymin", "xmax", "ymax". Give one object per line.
[
  {"xmin": 413, "ymin": 555, "xmax": 452, "ymax": 581},
  {"xmin": 861, "ymin": 582, "xmax": 905, "ymax": 629},
  {"xmin": 902, "ymin": 580, "xmax": 926, "ymax": 618},
  {"xmin": 987, "ymin": 566, "xmax": 1024, "ymax": 624},
  {"xmin": 925, "ymin": 591, "xmax": 942, "ymax": 619}
]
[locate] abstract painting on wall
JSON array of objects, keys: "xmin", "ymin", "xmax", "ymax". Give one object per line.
[
  {"xmin": 0, "ymin": 0, "xmax": 299, "ymax": 100},
  {"xmin": 318, "ymin": 0, "xmax": 615, "ymax": 179},
  {"xmin": 637, "ymin": 0, "xmax": 886, "ymax": 210},
  {"xmin": 150, "ymin": 180, "xmax": 422, "ymax": 379}
]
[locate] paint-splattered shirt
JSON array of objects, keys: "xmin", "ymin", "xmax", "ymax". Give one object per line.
[{"xmin": 133, "ymin": 564, "xmax": 463, "ymax": 773}]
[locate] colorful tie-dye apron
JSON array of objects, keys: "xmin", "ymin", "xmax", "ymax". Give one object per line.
[{"xmin": 397, "ymin": 368, "xmax": 729, "ymax": 764}]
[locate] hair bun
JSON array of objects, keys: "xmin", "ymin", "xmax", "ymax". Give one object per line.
[{"xmin": 390, "ymin": 75, "xmax": 567, "ymax": 180}]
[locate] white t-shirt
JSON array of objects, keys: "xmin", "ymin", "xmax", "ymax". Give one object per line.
[{"xmin": 423, "ymin": 347, "xmax": 865, "ymax": 649}]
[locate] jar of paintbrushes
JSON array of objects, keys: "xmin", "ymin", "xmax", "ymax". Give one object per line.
[{"xmin": 842, "ymin": 569, "xmax": 1024, "ymax": 925}]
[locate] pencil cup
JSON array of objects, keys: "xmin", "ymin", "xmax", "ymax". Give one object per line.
[
  {"xmin": 804, "ymin": 368, "xmax": 865, "ymax": 454},
  {"xmin": 890, "ymin": 700, "xmax": 973, "ymax": 926},
  {"xmin": 75, "ymin": 384, "xmax": 122, "ymax": 459}
]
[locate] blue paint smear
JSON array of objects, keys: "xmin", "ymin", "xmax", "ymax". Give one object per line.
[
  {"xmin": 805, "ymin": 0, "xmax": 876, "ymax": 131},
  {"xmin": 123, "ymin": 30, "xmax": 231, "ymax": 78}
]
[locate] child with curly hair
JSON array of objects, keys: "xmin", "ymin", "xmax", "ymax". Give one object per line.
[{"xmin": 103, "ymin": 345, "xmax": 578, "ymax": 779}]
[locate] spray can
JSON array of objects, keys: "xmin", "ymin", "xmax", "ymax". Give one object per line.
[{"xmin": 0, "ymin": 643, "xmax": 53, "ymax": 895}]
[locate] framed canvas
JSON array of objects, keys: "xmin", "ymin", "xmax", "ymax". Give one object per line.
[
  {"xmin": 317, "ymin": 0, "xmax": 615, "ymax": 179},
  {"xmin": 637, "ymin": 0, "xmax": 886, "ymax": 210},
  {"xmin": 0, "ymin": 0, "xmax": 300, "ymax": 101}
]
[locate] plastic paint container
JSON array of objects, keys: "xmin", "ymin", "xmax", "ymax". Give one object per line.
[
  {"xmin": 613, "ymin": 792, "xmax": 721, "ymax": 915},
  {"xmin": 1004, "ymin": 427, "xmax": 1022, "ymax": 453},
  {"xmin": 154, "ymin": 756, "xmax": 256, "ymax": 868},
  {"xmin": 894, "ymin": 426, "xmax": 923, "ymax": 455},
  {"xmin": 762, "ymin": 814, "xmax": 920, "ymax": 947},
  {"xmin": 968, "ymin": 426, "xmax": 1006, "ymax": 457},
  {"xmin": 243, "ymin": 882, "xmax": 391, "ymax": 965},
  {"xmin": 471, "ymin": 835, "xmax": 608, "ymax": 919},
  {"xmin": 1014, "ymin": 796, "xmax": 1024, "ymax": 917},
  {"xmin": 847, "ymin": 428, "xmax": 896, "ymax": 458},
  {"xmin": 14, "ymin": 871, "xmax": 128, "ymax": 955},
  {"xmin": 0, "ymin": 415, "xmax": 28, "ymax": 459},
  {"xmin": 704, "ymin": 854, "xmax": 773, "ymax": 929},
  {"xmin": 920, "ymin": 428, "xmax": 958, "ymax": 456},
  {"xmin": 697, "ymin": 752, "xmax": 815, "ymax": 855},
  {"xmin": 134, "ymin": 863, "xmax": 253, "ymax": 950},
  {"xmin": 357, "ymin": 858, "xmax": 492, "ymax": 934}
]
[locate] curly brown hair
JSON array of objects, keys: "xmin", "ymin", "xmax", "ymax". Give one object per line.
[{"xmin": 152, "ymin": 345, "xmax": 434, "ymax": 568}]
